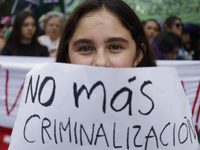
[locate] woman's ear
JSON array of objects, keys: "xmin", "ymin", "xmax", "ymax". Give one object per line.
[{"xmin": 133, "ymin": 43, "xmax": 146, "ymax": 67}]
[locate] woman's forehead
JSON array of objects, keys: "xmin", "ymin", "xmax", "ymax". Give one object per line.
[
  {"xmin": 80, "ymin": 9, "xmax": 118, "ymax": 23},
  {"xmin": 48, "ymin": 16, "xmax": 61, "ymax": 23},
  {"xmin": 73, "ymin": 10, "xmax": 130, "ymax": 36},
  {"xmin": 75, "ymin": 9, "xmax": 126, "ymax": 34}
]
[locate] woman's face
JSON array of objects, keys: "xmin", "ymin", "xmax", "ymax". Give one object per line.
[
  {"xmin": 68, "ymin": 9, "xmax": 143, "ymax": 68},
  {"xmin": 144, "ymin": 20, "xmax": 159, "ymax": 41},
  {"xmin": 182, "ymin": 31, "xmax": 190, "ymax": 44},
  {"xmin": 21, "ymin": 16, "xmax": 36, "ymax": 40},
  {"xmin": 168, "ymin": 19, "xmax": 183, "ymax": 36},
  {"xmin": 45, "ymin": 16, "xmax": 62, "ymax": 41},
  {"xmin": 166, "ymin": 46, "xmax": 179, "ymax": 60}
]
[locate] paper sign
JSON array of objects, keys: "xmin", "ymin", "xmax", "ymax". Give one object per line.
[{"xmin": 8, "ymin": 63, "xmax": 199, "ymax": 150}]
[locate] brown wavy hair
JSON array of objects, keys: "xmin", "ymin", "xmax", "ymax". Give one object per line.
[{"xmin": 56, "ymin": 0, "xmax": 157, "ymax": 67}]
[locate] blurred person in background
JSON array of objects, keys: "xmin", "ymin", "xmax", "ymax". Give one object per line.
[
  {"xmin": 3, "ymin": 26, "xmax": 13, "ymax": 42},
  {"xmin": 38, "ymin": 11, "xmax": 64, "ymax": 57},
  {"xmin": 0, "ymin": 37, "xmax": 5, "ymax": 54},
  {"xmin": 1, "ymin": 11, "xmax": 48, "ymax": 56},
  {"xmin": 163, "ymin": 16, "xmax": 192, "ymax": 60},
  {"xmin": 0, "ymin": 16, "xmax": 12, "ymax": 54},
  {"xmin": 151, "ymin": 31, "xmax": 182, "ymax": 60},
  {"xmin": 0, "ymin": 16, "xmax": 11, "ymax": 36},
  {"xmin": 143, "ymin": 19, "xmax": 161, "ymax": 42},
  {"xmin": 182, "ymin": 23, "xmax": 199, "ymax": 60},
  {"xmin": 164, "ymin": 16, "xmax": 183, "ymax": 36},
  {"xmin": 0, "ymin": 23, "xmax": 5, "ymax": 54}
]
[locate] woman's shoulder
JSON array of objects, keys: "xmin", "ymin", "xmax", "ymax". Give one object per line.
[
  {"xmin": 39, "ymin": 44, "xmax": 49, "ymax": 57},
  {"xmin": 3, "ymin": 43, "xmax": 13, "ymax": 48},
  {"xmin": 1, "ymin": 43, "xmax": 14, "ymax": 55}
]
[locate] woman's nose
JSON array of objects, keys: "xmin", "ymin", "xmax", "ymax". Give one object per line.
[
  {"xmin": 93, "ymin": 50, "xmax": 111, "ymax": 67},
  {"xmin": 28, "ymin": 25, "xmax": 32, "ymax": 30},
  {"xmin": 28, "ymin": 24, "xmax": 34, "ymax": 30}
]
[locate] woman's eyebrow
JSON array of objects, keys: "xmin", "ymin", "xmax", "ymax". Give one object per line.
[
  {"xmin": 73, "ymin": 38, "xmax": 94, "ymax": 47},
  {"xmin": 106, "ymin": 37, "xmax": 129, "ymax": 43},
  {"xmin": 72, "ymin": 37, "xmax": 129, "ymax": 47}
]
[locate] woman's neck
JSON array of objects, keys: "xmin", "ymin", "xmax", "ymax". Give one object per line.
[
  {"xmin": 50, "ymin": 36, "xmax": 59, "ymax": 42},
  {"xmin": 184, "ymin": 43, "xmax": 191, "ymax": 49},
  {"xmin": 21, "ymin": 38, "xmax": 32, "ymax": 44}
]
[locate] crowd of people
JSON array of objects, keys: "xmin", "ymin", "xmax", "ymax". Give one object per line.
[
  {"xmin": 0, "ymin": 10, "xmax": 64, "ymax": 57},
  {"xmin": 143, "ymin": 16, "xmax": 200, "ymax": 60},
  {"xmin": 0, "ymin": 5, "xmax": 200, "ymax": 60}
]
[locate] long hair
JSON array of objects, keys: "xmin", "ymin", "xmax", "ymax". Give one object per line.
[
  {"xmin": 163, "ymin": 16, "xmax": 181, "ymax": 30},
  {"xmin": 56, "ymin": 0, "xmax": 156, "ymax": 67},
  {"xmin": 7, "ymin": 11, "xmax": 43, "ymax": 56}
]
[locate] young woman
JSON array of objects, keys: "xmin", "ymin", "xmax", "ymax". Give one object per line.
[
  {"xmin": 56, "ymin": 0, "xmax": 157, "ymax": 67},
  {"xmin": 163, "ymin": 16, "xmax": 193, "ymax": 60},
  {"xmin": 1, "ymin": 11, "xmax": 48, "ymax": 56},
  {"xmin": 143, "ymin": 19, "xmax": 161, "ymax": 42},
  {"xmin": 163, "ymin": 16, "xmax": 183, "ymax": 36}
]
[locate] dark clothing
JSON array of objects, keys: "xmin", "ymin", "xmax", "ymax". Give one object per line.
[
  {"xmin": 184, "ymin": 46, "xmax": 199, "ymax": 60},
  {"xmin": 1, "ymin": 43, "xmax": 49, "ymax": 56}
]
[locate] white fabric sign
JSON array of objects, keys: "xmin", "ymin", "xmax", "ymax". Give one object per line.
[{"xmin": 8, "ymin": 62, "xmax": 198, "ymax": 150}]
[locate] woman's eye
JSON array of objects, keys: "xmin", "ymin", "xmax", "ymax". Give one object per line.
[
  {"xmin": 146, "ymin": 26, "xmax": 152, "ymax": 30},
  {"xmin": 79, "ymin": 46, "xmax": 93, "ymax": 52},
  {"xmin": 109, "ymin": 45, "xmax": 122, "ymax": 50},
  {"xmin": 31, "ymin": 23, "xmax": 36, "ymax": 27},
  {"xmin": 23, "ymin": 23, "xmax": 28, "ymax": 27}
]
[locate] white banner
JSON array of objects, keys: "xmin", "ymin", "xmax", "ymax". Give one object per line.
[
  {"xmin": 0, "ymin": 56, "xmax": 200, "ymax": 148},
  {"xmin": 157, "ymin": 60, "xmax": 200, "ymax": 136},
  {"xmin": 0, "ymin": 56, "xmax": 54, "ymax": 128},
  {"xmin": 8, "ymin": 62, "xmax": 199, "ymax": 149}
]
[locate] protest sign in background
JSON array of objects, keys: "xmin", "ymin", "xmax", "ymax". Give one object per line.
[
  {"xmin": 11, "ymin": 0, "xmax": 200, "ymax": 25},
  {"xmin": 125, "ymin": 0, "xmax": 200, "ymax": 25},
  {"xmin": 11, "ymin": 0, "xmax": 65, "ymax": 19},
  {"xmin": 0, "ymin": 56, "xmax": 200, "ymax": 149},
  {"xmin": 8, "ymin": 62, "xmax": 198, "ymax": 149},
  {"xmin": 65, "ymin": 0, "xmax": 200, "ymax": 25}
]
